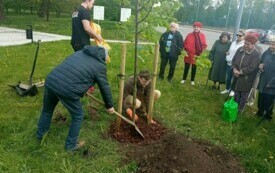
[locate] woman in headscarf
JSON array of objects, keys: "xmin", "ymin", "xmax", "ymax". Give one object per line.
[
  {"xmin": 181, "ymin": 22, "xmax": 207, "ymax": 85},
  {"xmin": 208, "ymin": 32, "xmax": 231, "ymax": 90},
  {"xmin": 232, "ymin": 34, "xmax": 261, "ymax": 112}
]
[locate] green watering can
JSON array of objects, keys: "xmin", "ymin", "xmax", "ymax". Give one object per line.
[{"xmin": 222, "ymin": 97, "xmax": 238, "ymax": 122}]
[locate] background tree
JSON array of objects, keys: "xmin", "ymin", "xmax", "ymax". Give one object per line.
[
  {"xmin": 117, "ymin": 0, "xmax": 181, "ymax": 42},
  {"xmin": 0, "ymin": 0, "xmax": 5, "ymax": 20}
]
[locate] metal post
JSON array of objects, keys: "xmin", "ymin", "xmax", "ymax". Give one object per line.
[
  {"xmin": 246, "ymin": 1, "xmax": 254, "ymax": 29},
  {"xmin": 232, "ymin": 0, "xmax": 245, "ymax": 41},
  {"xmin": 246, "ymin": 9, "xmax": 252, "ymax": 29},
  {"xmin": 195, "ymin": 0, "xmax": 200, "ymax": 21},
  {"xmin": 225, "ymin": 0, "xmax": 232, "ymax": 30}
]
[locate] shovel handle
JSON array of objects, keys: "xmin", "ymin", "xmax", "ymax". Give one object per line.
[
  {"xmin": 86, "ymin": 93, "xmax": 135, "ymax": 126},
  {"xmin": 86, "ymin": 92, "xmax": 144, "ymax": 138}
]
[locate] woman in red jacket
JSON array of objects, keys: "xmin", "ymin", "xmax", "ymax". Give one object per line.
[{"xmin": 181, "ymin": 22, "xmax": 207, "ymax": 85}]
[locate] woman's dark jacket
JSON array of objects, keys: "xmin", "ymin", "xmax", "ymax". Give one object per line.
[
  {"xmin": 232, "ymin": 47, "xmax": 261, "ymax": 92},
  {"xmin": 258, "ymin": 48, "xmax": 275, "ymax": 95},
  {"xmin": 159, "ymin": 30, "xmax": 183, "ymax": 58}
]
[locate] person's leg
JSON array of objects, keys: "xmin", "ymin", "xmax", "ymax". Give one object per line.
[
  {"xmin": 212, "ymin": 81, "xmax": 217, "ymax": 89},
  {"xmin": 182, "ymin": 63, "xmax": 190, "ymax": 81},
  {"xmin": 124, "ymin": 95, "xmax": 141, "ymax": 109},
  {"xmin": 159, "ymin": 55, "xmax": 169, "ymax": 80},
  {"xmin": 59, "ymin": 98, "xmax": 84, "ymax": 151},
  {"xmin": 234, "ymin": 91, "xmax": 241, "ymax": 106},
  {"xmin": 226, "ymin": 65, "xmax": 233, "ymax": 90},
  {"xmin": 257, "ymin": 92, "xmax": 264, "ymax": 117},
  {"xmin": 37, "ymin": 87, "xmax": 59, "ymax": 140},
  {"xmin": 191, "ymin": 64, "xmax": 197, "ymax": 82},
  {"xmin": 238, "ymin": 91, "xmax": 249, "ymax": 112},
  {"xmin": 263, "ymin": 93, "xmax": 275, "ymax": 119},
  {"xmin": 167, "ymin": 57, "xmax": 178, "ymax": 81}
]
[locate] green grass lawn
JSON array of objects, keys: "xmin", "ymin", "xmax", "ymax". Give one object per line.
[{"xmin": 0, "ymin": 14, "xmax": 275, "ymax": 173}]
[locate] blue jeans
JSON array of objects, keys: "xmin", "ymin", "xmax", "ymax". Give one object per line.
[
  {"xmin": 36, "ymin": 87, "xmax": 84, "ymax": 150},
  {"xmin": 226, "ymin": 65, "xmax": 233, "ymax": 90}
]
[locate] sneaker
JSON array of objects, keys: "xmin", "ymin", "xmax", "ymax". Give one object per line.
[
  {"xmin": 265, "ymin": 116, "xmax": 272, "ymax": 121},
  {"xmin": 229, "ymin": 91, "xmax": 235, "ymax": 97},
  {"xmin": 167, "ymin": 78, "xmax": 173, "ymax": 83},
  {"xmin": 180, "ymin": 80, "xmax": 185, "ymax": 84},
  {"xmin": 220, "ymin": 89, "xmax": 229, "ymax": 94},
  {"xmin": 191, "ymin": 81, "xmax": 195, "ymax": 85},
  {"xmin": 256, "ymin": 111, "xmax": 263, "ymax": 117},
  {"xmin": 158, "ymin": 76, "xmax": 164, "ymax": 80},
  {"xmin": 71, "ymin": 140, "xmax": 85, "ymax": 151}
]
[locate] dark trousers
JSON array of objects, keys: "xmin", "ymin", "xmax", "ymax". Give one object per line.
[
  {"xmin": 234, "ymin": 91, "xmax": 249, "ymax": 111},
  {"xmin": 36, "ymin": 87, "xmax": 84, "ymax": 150},
  {"xmin": 182, "ymin": 63, "xmax": 197, "ymax": 81},
  {"xmin": 158, "ymin": 54, "xmax": 178, "ymax": 80},
  {"xmin": 257, "ymin": 92, "xmax": 275, "ymax": 117},
  {"xmin": 225, "ymin": 65, "xmax": 233, "ymax": 90}
]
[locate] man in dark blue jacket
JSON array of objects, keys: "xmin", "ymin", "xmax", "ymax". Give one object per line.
[{"xmin": 36, "ymin": 46, "xmax": 114, "ymax": 151}]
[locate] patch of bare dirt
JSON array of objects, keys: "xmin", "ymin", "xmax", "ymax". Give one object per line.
[{"xmin": 107, "ymin": 118, "xmax": 246, "ymax": 173}]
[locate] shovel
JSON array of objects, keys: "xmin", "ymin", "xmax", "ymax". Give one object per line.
[
  {"xmin": 9, "ymin": 40, "xmax": 41, "ymax": 96},
  {"xmin": 86, "ymin": 93, "xmax": 144, "ymax": 138}
]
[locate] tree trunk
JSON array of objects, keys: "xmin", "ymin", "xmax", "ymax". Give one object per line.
[{"xmin": 0, "ymin": 0, "xmax": 5, "ymax": 20}]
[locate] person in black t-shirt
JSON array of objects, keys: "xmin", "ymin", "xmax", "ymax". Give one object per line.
[{"xmin": 71, "ymin": 0, "xmax": 103, "ymax": 52}]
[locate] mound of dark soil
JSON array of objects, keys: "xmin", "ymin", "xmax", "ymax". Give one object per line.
[
  {"xmin": 108, "ymin": 118, "xmax": 246, "ymax": 173},
  {"xmin": 109, "ymin": 118, "xmax": 166, "ymax": 144}
]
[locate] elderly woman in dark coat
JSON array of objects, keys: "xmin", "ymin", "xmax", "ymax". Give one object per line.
[
  {"xmin": 256, "ymin": 36, "xmax": 275, "ymax": 120},
  {"xmin": 208, "ymin": 32, "xmax": 231, "ymax": 89},
  {"xmin": 232, "ymin": 34, "xmax": 261, "ymax": 112}
]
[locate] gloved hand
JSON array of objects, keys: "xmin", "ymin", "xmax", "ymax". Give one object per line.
[
  {"xmin": 126, "ymin": 108, "xmax": 139, "ymax": 121},
  {"xmin": 88, "ymin": 86, "xmax": 95, "ymax": 93}
]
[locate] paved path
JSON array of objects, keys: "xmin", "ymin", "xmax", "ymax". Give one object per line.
[
  {"xmin": 0, "ymin": 26, "xmax": 70, "ymax": 46},
  {"xmin": 0, "ymin": 26, "xmax": 133, "ymax": 47},
  {"xmin": 0, "ymin": 26, "xmax": 269, "ymax": 51}
]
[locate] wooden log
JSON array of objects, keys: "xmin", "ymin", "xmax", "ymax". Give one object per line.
[
  {"xmin": 116, "ymin": 44, "xmax": 126, "ymax": 129},
  {"xmin": 148, "ymin": 43, "xmax": 159, "ymax": 124}
]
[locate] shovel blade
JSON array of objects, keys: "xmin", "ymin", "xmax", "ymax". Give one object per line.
[
  {"xmin": 9, "ymin": 84, "xmax": 38, "ymax": 97},
  {"xmin": 19, "ymin": 83, "xmax": 31, "ymax": 90}
]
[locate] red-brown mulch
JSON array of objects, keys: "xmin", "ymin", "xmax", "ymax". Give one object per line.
[{"xmin": 109, "ymin": 118, "xmax": 246, "ymax": 173}]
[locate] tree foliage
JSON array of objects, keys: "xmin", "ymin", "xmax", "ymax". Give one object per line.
[
  {"xmin": 175, "ymin": 0, "xmax": 275, "ymax": 30},
  {"xmin": 117, "ymin": 0, "xmax": 182, "ymax": 42},
  {"xmin": 0, "ymin": 0, "xmax": 5, "ymax": 20},
  {"xmin": 1, "ymin": 0, "xmax": 274, "ymax": 30}
]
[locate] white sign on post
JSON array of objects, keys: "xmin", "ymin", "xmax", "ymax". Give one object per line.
[
  {"xmin": 93, "ymin": 6, "xmax": 104, "ymax": 20},
  {"xmin": 120, "ymin": 8, "xmax": 131, "ymax": 22}
]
